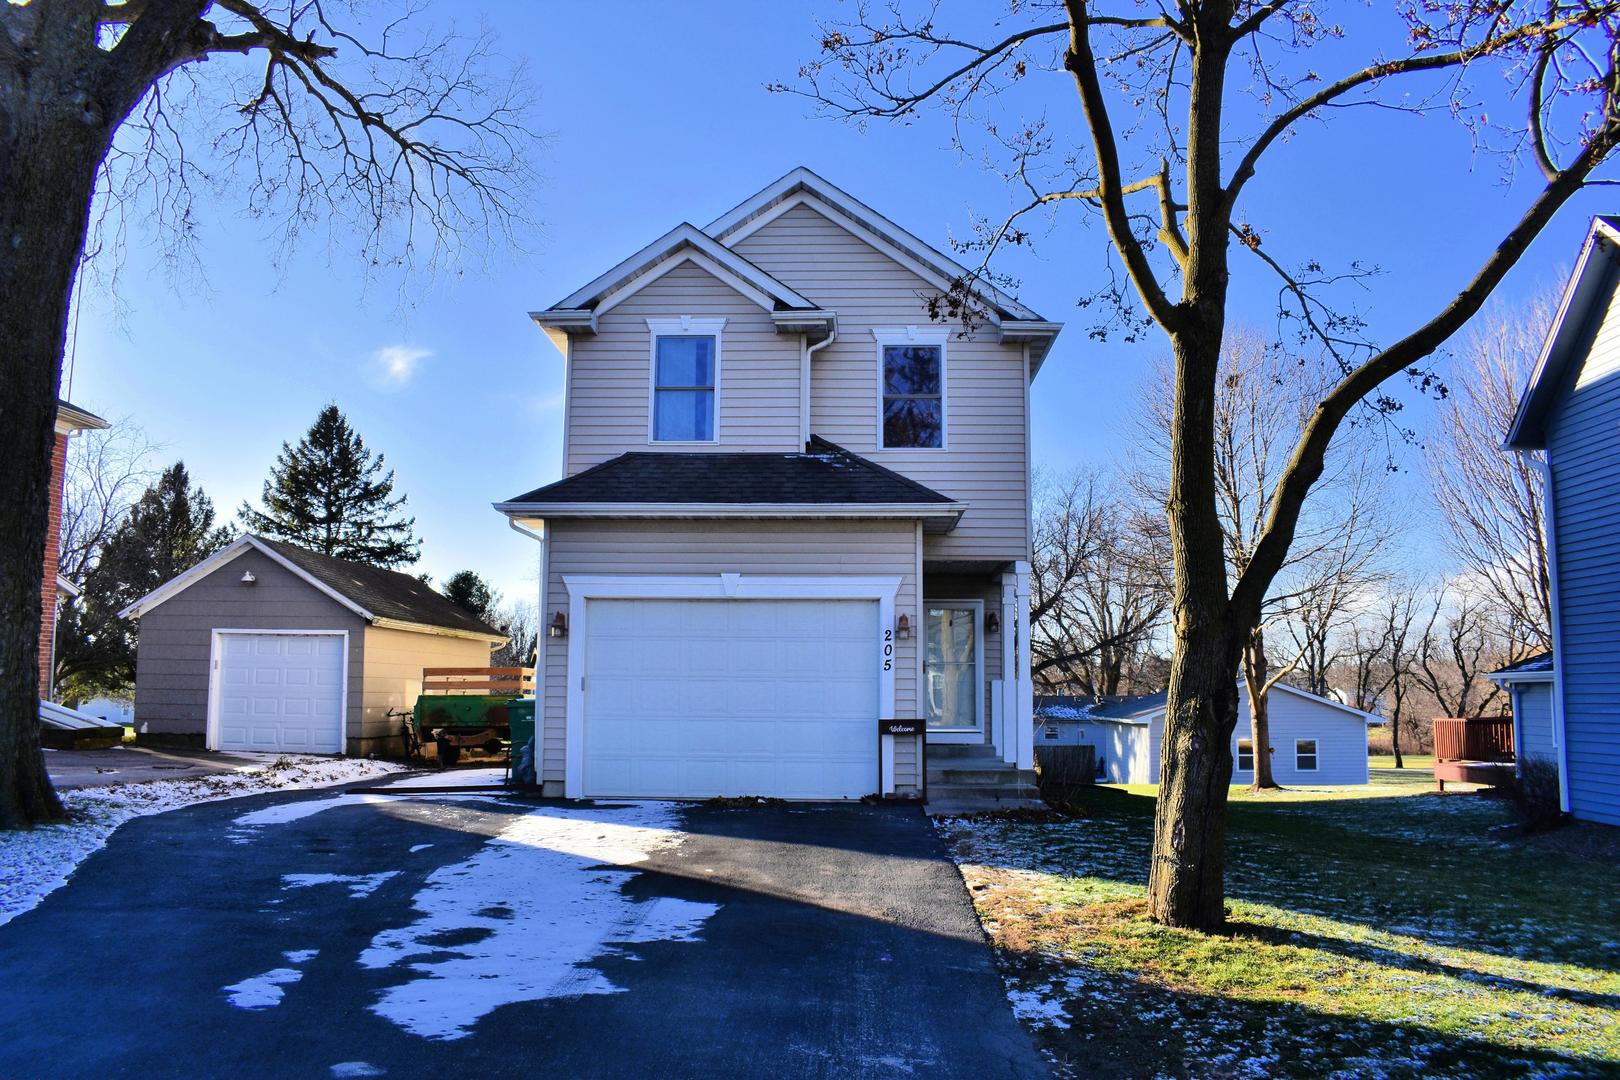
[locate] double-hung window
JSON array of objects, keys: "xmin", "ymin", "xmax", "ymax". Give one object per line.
[
  {"xmin": 874, "ymin": 329, "xmax": 946, "ymax": 449},
  {"xmin": 1295, "ymin": 739, "xmax": 1319, "ymax": 772},
  {"xmin": 648, "ymin": 318, "xmax": 723, "ymax": 443},
  {"xmin": 1236, "ymin": 739, "xmax": 1255, "ymax": 772}
]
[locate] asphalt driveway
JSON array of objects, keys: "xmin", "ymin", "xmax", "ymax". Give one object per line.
[{"xmin": 0, "ymin": 787, "xmax": 1045, "ymax": 1079}]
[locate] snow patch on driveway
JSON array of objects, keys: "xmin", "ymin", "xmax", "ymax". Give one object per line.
[
  {"xmin": 224, "ymin": 966, "xmax": 306, "ymax": 1009},
  {"xmin": 358, "ymin": 802, "xmax": 718, "ymax": 1041},
  {"xmin": 283, "ymin": 872, "xmax": 399, "ymax": 899},
  {"xmin": 0, "ymin": 757, "xmax": 402, "ymax": 928}
]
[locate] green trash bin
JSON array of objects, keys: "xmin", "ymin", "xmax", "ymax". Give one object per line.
[{"xmin": 506, "ymin": 698, "xmax": 537, "ymax": 786}]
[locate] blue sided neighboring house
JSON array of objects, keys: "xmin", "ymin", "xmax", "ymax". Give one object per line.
[
  {"xmin": 1500, "ymin": 215, "xmax": 1620, "ymax": 828},
  {"xmin": 1036, "ymin": 682, "xmax": 1377, "ymax": 786}
]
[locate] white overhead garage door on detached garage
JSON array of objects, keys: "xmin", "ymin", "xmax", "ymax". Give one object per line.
[
  {"xmin": 211, "ymin": 631, "xmax": 347, "ymax": 754},
  {"xmin": 582, "ymin": 598, "xmax": 879, "ymax": 799}
]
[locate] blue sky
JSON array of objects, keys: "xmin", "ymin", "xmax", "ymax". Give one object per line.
[{"xmin": 66, "ymin": 2, "xmax": 1612, "ymax": 602}]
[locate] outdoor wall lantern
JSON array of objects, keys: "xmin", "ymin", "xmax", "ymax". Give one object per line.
[
  {"xmin": 240, "ymin": 571, "xmax": 257, "ymax": 585},
  {"xmin": 986, "ymin": 611, "xmax": 1000, "ymax": 634},
  {"xmin": 895, "ymin": 613, "xmax": 911, "ymax": 640},
  {"xmin": 548, "ymin": 611, "xmax": 568, "ymax": 639}
]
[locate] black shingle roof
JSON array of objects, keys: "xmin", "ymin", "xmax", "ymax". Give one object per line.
[
  {"xmin": 255, "ymin": 536, "xmax": 503, "ymax": 639},
  {"xmin": 501, "ymin": 437, "xmax": 957, "ymax": 507},
  {"xmin": 1490, "ymin": 651, "xmax": 1555, "ymax": 676}
]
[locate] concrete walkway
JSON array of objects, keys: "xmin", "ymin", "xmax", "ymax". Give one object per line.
[{"xmin": 0, "ymin": 791, "xmax": 1046, "ymax": 1079}]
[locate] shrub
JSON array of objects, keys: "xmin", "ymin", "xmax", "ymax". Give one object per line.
[{"xmin": 1510, "ymin": 756, "xmax": 1565, "ymax": 833}]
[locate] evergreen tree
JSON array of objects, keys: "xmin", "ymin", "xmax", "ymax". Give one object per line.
[
  {"xmin": 240, "ymin": 405, "xmax": 421, "ymax": 567},
  {"xmin": 443, "ymin": 570, "xmax": 496, "ymax": 621},
  {"xmin": 56, "ymin": 463, "xmax": 234, "ymax": 702}
]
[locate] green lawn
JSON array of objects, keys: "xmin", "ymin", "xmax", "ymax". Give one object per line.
[
  {"xmin": 1371, "ymin": 753, "xmax": 1437, "ymax": 771},
  {"xmin": 938, "ymin": 777, "xmax": 1620, "ymax": 1078}
]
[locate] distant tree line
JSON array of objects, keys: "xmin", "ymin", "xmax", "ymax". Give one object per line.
[{"xmin": 1032, "ymin": 303, "xmax": 1551, "ymax": 772}]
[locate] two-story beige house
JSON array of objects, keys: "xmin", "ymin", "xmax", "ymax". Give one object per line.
[{"xmin": 496, "ymin": 169, "xmax": 1060, "ymax": 805}]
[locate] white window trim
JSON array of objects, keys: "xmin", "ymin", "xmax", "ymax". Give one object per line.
[
  {"xmin": 205, "ymin": 629, "xmax": 350, "ymax": 754},
  {"xmin": 1236, "ymin": 738, "xmax": 1255, "ymax": 772},
  {"xmin": 647, "ymin": 317, "xmax": 726, "ymax": 445},
  {"xmin": 560, "ymin": 574, "xmax": 901, "ymax": 799},
  {"xmin": 1295, "ymin": 738, "xmax": 1319, "ymax": 772},
  {"xmin": 923, "ymin": 597, "xmax": 984, "ymax": 743},
  {"xmin": 872, "ymin": 327, "xmax": 948, "ymax": 452}
]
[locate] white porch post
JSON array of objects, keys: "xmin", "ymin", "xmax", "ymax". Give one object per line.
[
  {"xmin": 1000, "ymin": 573, "xmax": 1018, "ymax": 764},
  {"xmin": 1012, "ymin": 560, "xmax": 1034, "ymax": 771}
]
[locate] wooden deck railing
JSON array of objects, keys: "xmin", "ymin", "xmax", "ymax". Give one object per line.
[
  {"xmin": 422, "ymin": 667, "xmax": 535, "ymax": 697},
  {"xmin": 1433, "ymin": 716, "xmax": 1515, "ymax": 763}
]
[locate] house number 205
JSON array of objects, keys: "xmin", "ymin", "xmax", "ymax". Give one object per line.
[{"xmin": 883, "ymin": 628, "xmax": 894, "ymax": 671}]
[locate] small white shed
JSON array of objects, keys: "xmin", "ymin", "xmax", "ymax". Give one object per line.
[{"xmin": 1039, "ymin": 683, "xmax": 1376, "ymax": 786}]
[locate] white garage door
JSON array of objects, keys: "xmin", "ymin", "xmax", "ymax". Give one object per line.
[
  {"xmin": 214, "ymin": 633, "xmax": 346, "ymax": 754},
  {"xmin": 583, "ymin": 599, "xmax": 879, "ymax": 799}
]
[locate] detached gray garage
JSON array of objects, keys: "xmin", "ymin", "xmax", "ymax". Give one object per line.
[{"xmin": 120, "ymin": 535, "xmax": 505, "ymax": 757}]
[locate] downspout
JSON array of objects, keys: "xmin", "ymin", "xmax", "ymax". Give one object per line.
[
  {"xmin": 803, "ymin": 324, "xmax": 837, "ymax": 444},
  {"xmin": 1531, "ymin": 453, "xmax": 1572, "ymax": 813}
]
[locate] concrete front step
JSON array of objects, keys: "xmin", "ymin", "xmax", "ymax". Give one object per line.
[
  {"xmin": 926, "ymin": 743, "xmax": 1003, "ymax": 760},
  {"xmin": 932, "ymin": 767, "xmax": 1027, "ymax": 784},
  {"xmin": 926, "ymin": 794, "xmax": 1045, "ymax": 814}
]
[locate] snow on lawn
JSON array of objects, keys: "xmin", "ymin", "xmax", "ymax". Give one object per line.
[
  {"xmin": 357, "ymin": 802, "xmax": 719, "ymax": 1041},
  {"xmin": 0, "ymin": 756, "xmax": 402, "ymax": 928}
]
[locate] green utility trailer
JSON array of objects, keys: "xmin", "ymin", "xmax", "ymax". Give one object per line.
[{"xmin": 407, "ymin": 667, "xmax": 535, "ymax": 766}]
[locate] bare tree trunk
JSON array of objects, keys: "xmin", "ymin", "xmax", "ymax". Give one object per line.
[
  {"xmin": 1242, "ymin": 631, "xmax": 1279, "ymax": 790},
  {"xmin": 1390, "ymin": 687, "xmax": 1406, "ymax": 769},
  {"xmin": 0, "ymin": 109, "xmax": 107, "ymax": 827}
]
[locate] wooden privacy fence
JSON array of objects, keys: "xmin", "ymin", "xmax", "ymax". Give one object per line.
[
  {"xmin": 423, "ymin": 667, "xmax": 535, "ymax": 697},
  {"xmin": 1433, "ymin": 716, "xmax": 1515, "ymax": 763}
]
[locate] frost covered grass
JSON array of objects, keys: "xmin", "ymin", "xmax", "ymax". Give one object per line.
[
  {"xmin": 0, "ymin": 755, "xmax": 403, "ymax": 927},
  {"xmin": 941, "ymin": 777, "xmax": 1620, "ymax": 1078}
]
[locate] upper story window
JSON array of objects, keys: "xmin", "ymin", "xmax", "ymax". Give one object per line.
[
  {"xmin": 874, "ymin": 328, "xmax": 947, "ymax": 449},
  {"xmin": 648, "ymin": 318, "xmax": 725, "ymax": 443}
]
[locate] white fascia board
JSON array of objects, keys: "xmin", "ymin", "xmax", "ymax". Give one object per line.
[
  {"xmin": 1486, "ymin": 668, "xmax": 1556, "ymax": 685},
  {"xmin": 1000, "ymin": 320, "xmax": 1063, "ymax": 375},
  {"xmin": 708, "ymin": 168, "xmax": 1042, "ymax": 321},
  {"xmin": 528, "ymin": 308, "xmax": 597, "ymax": 336},
  {"xmin": 562, "ymin": 573, "xmax": 902, "ymax": 601},
  {"xmin": 548, "ymin": 223, "xmax": 817, "ymax": 315},
  {"xmin": 772, "ymin": 309, "xmax": 837, "ymax": 335},
  {"xmin": 492, "ymin": 501, "xmax": 964, "ymax": 522},
  {"xmin": 370, "ymin": 616, "xmax": 507, "ymax": 645},
  {"xmin": 55, "ymin": 401, "xmax": 110, "ymax": 433},
  {"xmin": 117, "ymin": 535, "xmax": 376, "ymax": 624},
  {"xmin": 1267, "ymin": 681, "xmax": 1386, "ymax": 723},
  {"xmin": 1505, "ymin": 219, "xmax": 1620, "ymax": 449},
  {"xmin": 55, "ymin": 575, "xmax": 82, "ymax": 599}
]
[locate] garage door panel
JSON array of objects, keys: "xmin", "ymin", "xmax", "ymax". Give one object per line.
[
  {"xmin": 214, "ymin": 632, "xmax": 345, "ymax": 754},
  {"xmin": 583, "ymin": 598, "xmax": 879, "ymax": 799}
]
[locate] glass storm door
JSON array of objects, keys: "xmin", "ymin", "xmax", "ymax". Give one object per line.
[{"xmin": 925, "ymin": 604, "xmax": 982, "ymax": 738}]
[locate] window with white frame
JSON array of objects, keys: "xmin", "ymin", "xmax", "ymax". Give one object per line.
[
  {"xmin": 1237, "ymin": 739, "xmax": 1255, "ymax": 771},
  {"xmin": 874, "ymin": 329, "xmax": 946, "ymax": 448},
  {"xmin": 1295, "ymin": 739, "xmax": 1319, "ymax": 771},
  {"xmin": 648, "ymin": 318, "xmax": 723, "ymax": 443}
]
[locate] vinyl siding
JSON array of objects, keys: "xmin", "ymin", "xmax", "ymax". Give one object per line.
[
  {"xmin": 358, "ymin": 626, "xmax": 495, "ymax": 755},
  {"xmin": 131, "ymin": 548, "xmax": 366, "ymax": 746},
  {"xmin": 731, "ymin": 204, "xmax": 1031, "ymax": 562},
  {"xmin": 1514, "ymin": 682, "xmax": 1558, "ymax": 765},
  {"xmin": 1097, "ymin": 688, "xmax": 1370, "ymax": 785},
  {"xmin": 541, "ymin": 518, "xmax": 922, "ymax": 792},
  {"xmin": 1228, "ymin": 687, "xmax": 1370, "ymax": 786},
  {"xmin": 565, "ymin": 261, "xmax": 802, "ymax": 473},
  {"xmin": 1090, "ymin": 722, "xmax": 1149, "ymax": 784},
  {"xmin": 1545, "ymin": 276, "xmax": 1620, "ymax": 826}
]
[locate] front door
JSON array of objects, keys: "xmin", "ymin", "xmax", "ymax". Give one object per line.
[{"xmin": 924, "ymin": 602, "xmax": 983, "ymax": 742}]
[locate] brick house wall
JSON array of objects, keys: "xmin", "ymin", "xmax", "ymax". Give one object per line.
[{"xmin": 39, "ymin": 434, "xmax": 67, "ymax": 698}]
